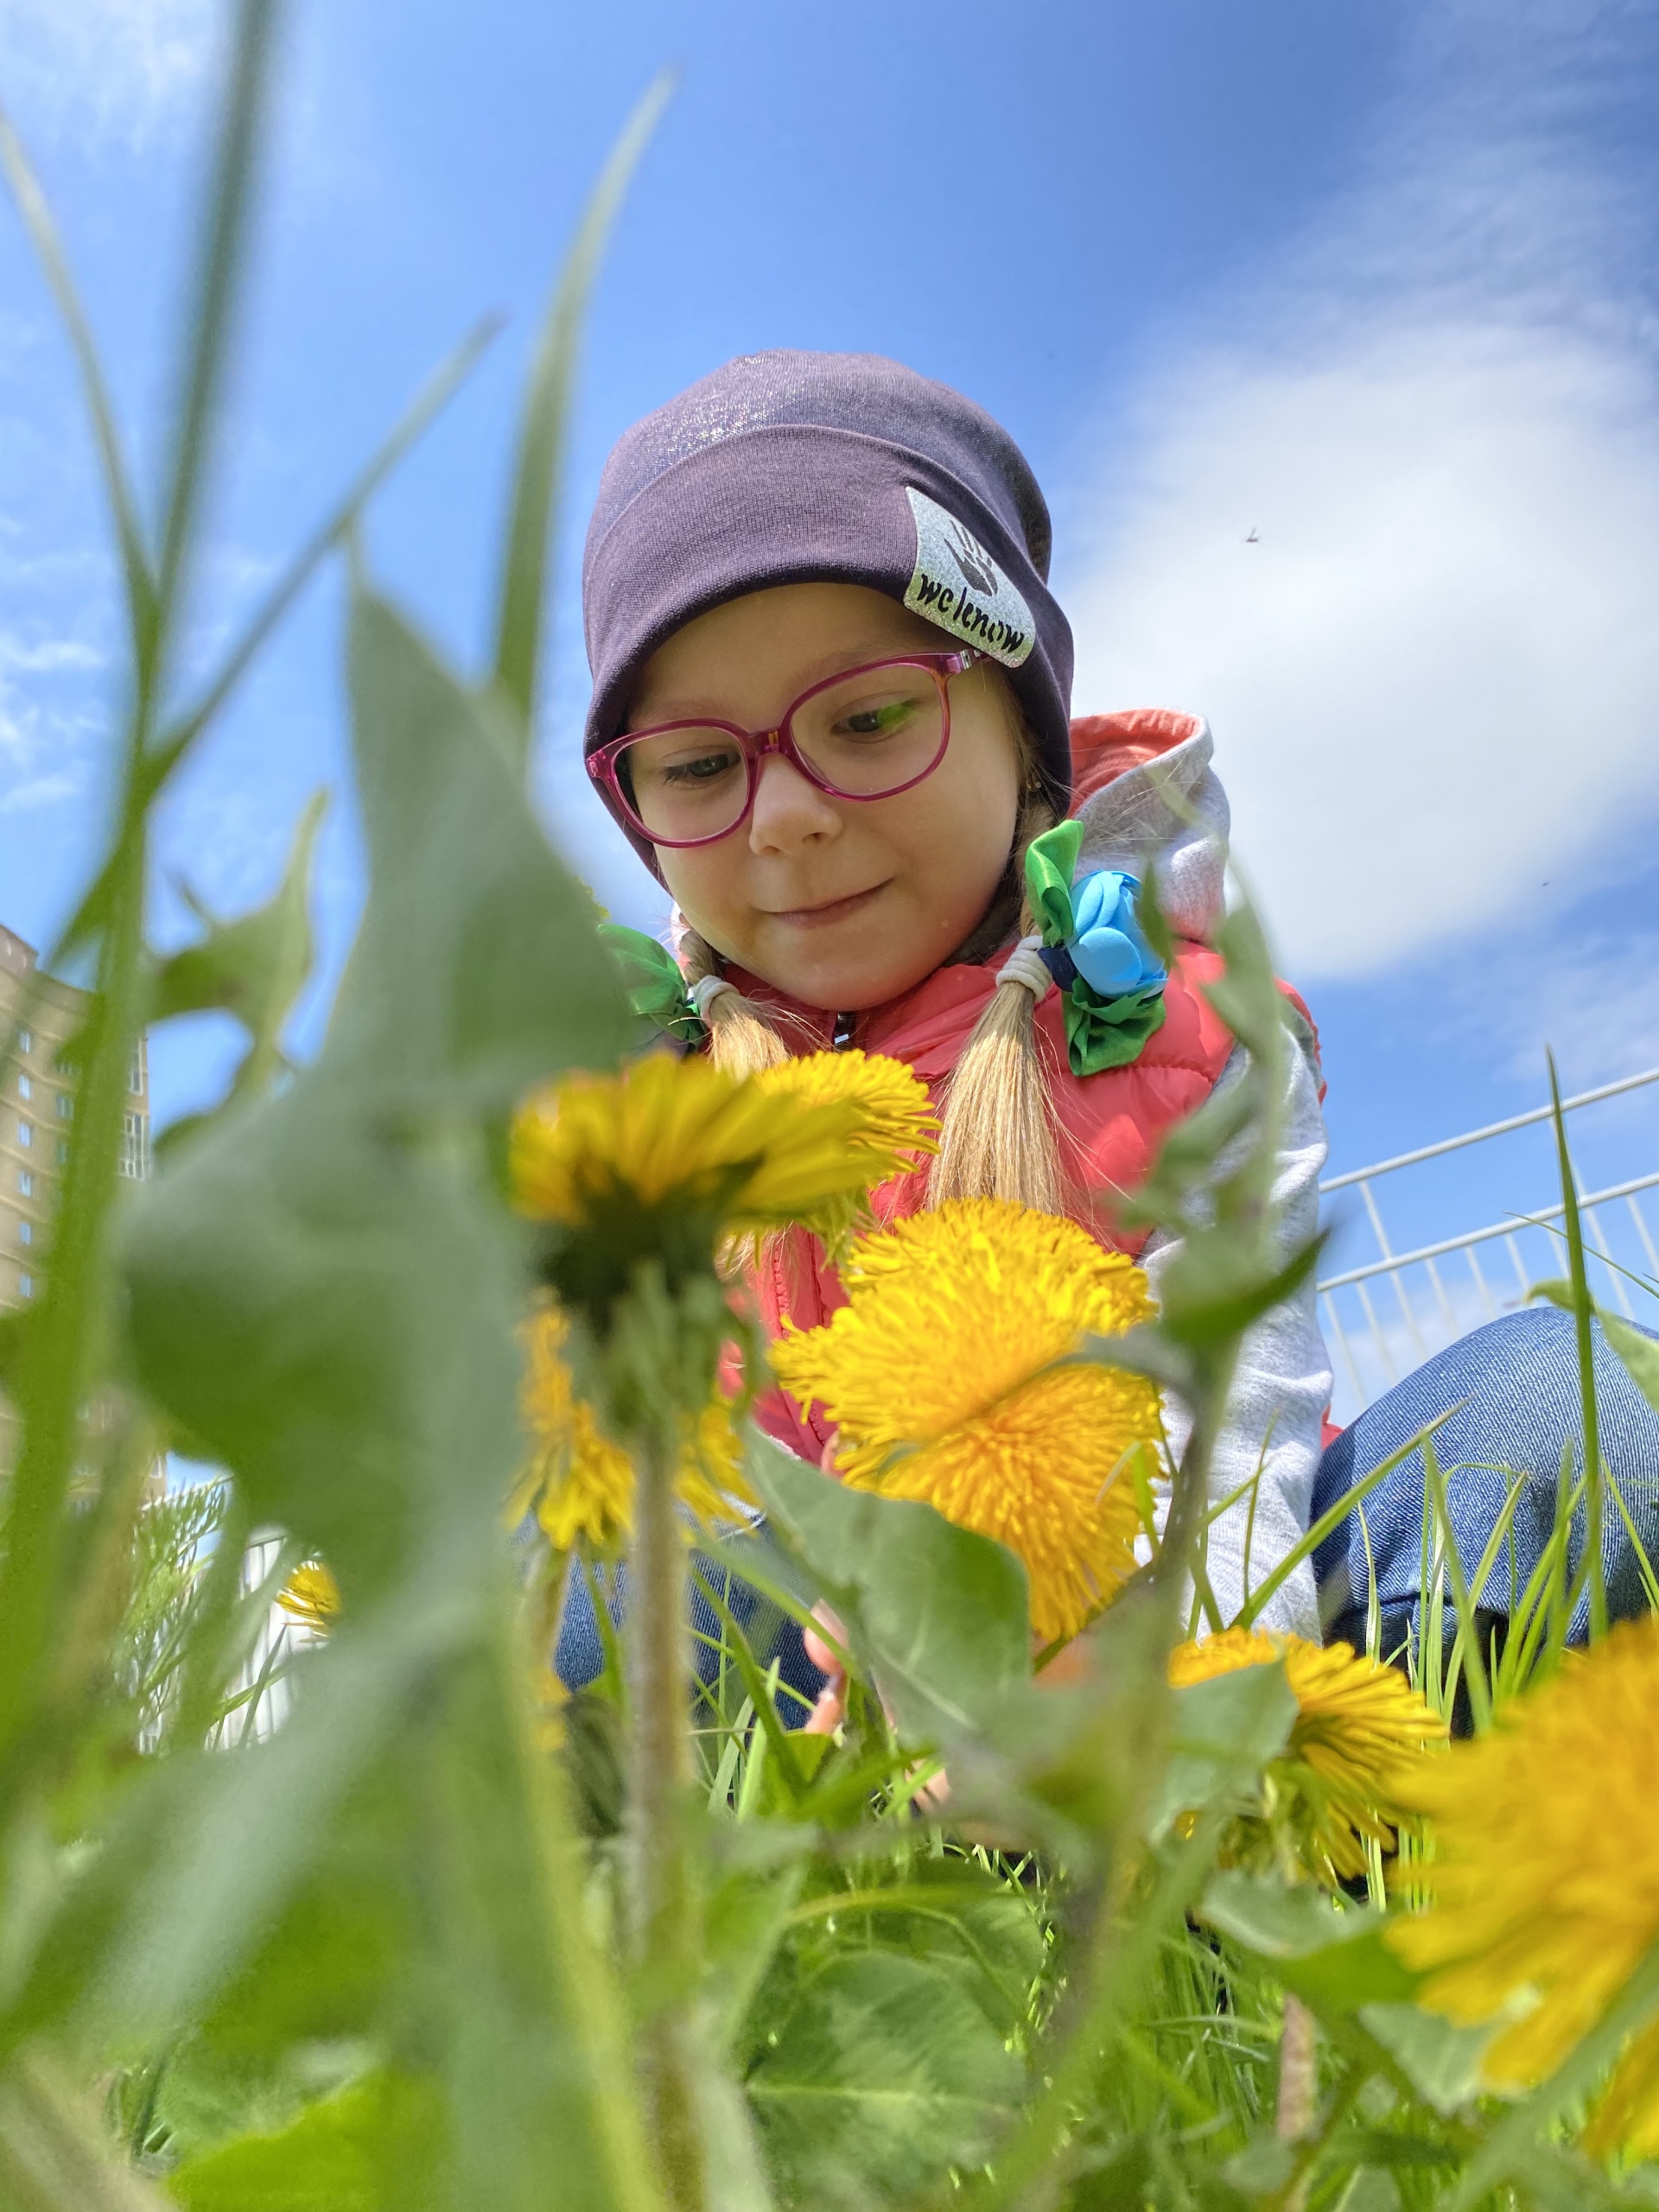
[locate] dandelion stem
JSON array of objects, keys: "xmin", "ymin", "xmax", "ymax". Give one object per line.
[
  {"xmin": 627, "ymin": 1409, "xmax": 706, "ymax": 2212},
  {"xmin": 1275, "ymin": 1993, "xmax": 1318, "ymax": 2142}
]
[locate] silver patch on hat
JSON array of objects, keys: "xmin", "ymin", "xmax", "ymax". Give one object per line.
[{"xmin": 902, "ymin": 486, "xmax": 1035, "ymax": 668}]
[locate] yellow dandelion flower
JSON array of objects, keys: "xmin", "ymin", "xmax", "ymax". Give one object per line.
[
  {"xmin": 277, "ymin": 1560, "xmax": 340, "ymax": 1634},
  {"xmin": 752, "ymin": 1050, "xmax": 938, "ymax": 1167},
  {"xmin": 750, "ymin": 1050, "xmax": 939, "ymax": 1256},
  {"xmin": 1388, "ymin": 1613, "xmax": 1659, "ymax": 2152},
  {"xmin": 770, "ymin": 1198, "xmax": 1160, "ymax": 1645},
  {"xmin": 512, "ymin": 1304, "xmax": 753, "ymax": 1551},
  {"xmin": 512, "ymin": 1050, "xmax": 929, "ymax": 1255},
  {"xmin": 1170, "ymin": 1628, "xmax": 1446, "ymax": 1883}
]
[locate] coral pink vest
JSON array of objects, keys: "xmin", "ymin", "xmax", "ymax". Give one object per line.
[{"xmin": 732, "ymin": 710, "xmax": 1314, "ymax": 1459}]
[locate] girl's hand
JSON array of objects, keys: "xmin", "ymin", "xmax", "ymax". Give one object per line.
[{"xmin": 801, "ymin": 1605, "xmax": 848, "ymax": 1735}]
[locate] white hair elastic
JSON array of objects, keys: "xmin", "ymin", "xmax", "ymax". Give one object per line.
[
  {"xmin": 995, "ymin": 934, "xmax": 1054, "ymax": 1001},
  {"xmin": 690, "ymin": 973, "xmax": 740, "ymax": 1017}
]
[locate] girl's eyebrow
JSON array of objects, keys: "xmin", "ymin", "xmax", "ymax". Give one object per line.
[{"xmin": 632, "ymin": 638, "xmax": 925, "ymax": 728}]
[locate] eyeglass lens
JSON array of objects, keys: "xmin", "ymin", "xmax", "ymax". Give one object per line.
[{"xmin": 615, "ymin": 663, "xmax": 947, "ymax": 842}]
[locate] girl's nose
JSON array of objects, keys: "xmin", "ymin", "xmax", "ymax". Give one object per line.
[{"xmin": 747, "ymin": 752, "xmax": 842, "ymax": 855}]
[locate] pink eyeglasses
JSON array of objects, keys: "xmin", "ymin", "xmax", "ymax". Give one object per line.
[{"xmin": 587, "ymin": 648, "xmax": 984, "ymax": 849}]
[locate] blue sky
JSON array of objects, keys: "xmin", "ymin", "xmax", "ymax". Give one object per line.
[{"xmin": 2, "ymin": 0, "xmax": 1656, "ymax": 1296}]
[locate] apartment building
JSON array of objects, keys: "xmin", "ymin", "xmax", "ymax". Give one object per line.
[{"xmin": 1, "ymin": 920, "xmax": 150, "ymax": 1318}]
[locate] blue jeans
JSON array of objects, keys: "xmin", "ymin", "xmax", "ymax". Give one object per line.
[
  {"xmin": 1313, "ymin": 1308, "xmax": 1659, "ymax": 1650},
  {"xmin": 554, "ymin": 1546, "xmax": 823, "ymax": 1715}
]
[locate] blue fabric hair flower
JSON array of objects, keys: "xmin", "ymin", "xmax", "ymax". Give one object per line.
[{"xmin": 1069, "ymin": 870, "xmax": 1166, "ymax": 999}]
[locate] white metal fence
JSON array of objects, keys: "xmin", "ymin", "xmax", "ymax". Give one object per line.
[{"xmin": 1319, "ymin": 1065, "xmax": 1659, "ymax": 1421}]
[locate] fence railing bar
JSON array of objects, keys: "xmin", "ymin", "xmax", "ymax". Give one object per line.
[
  {"xmin": 1465, "ymin": 1242, "xmax": 1499, "ymax": 1324},
  {"xmin": 1318, "ymin": 1171, "xmax": 1659, "ymax": 1290},
  {"xmin": 1357, "ymin": 1178, "xmax": 1428, "ymax": 1362},
  {"xmin": 1503, "ymin": 1233, "xmax": 1531, "ymax": 1303},
  {"xmin": 1423, "ymin": 1253, "xmax": 1460, "ymax": 1338},
  {"xmin": 1581, "ymin": 1187, "xmax": 1637, "ymax": 1320},
  {"xmin": 1319, "ymin": 1065, "xmax": 1659, "ymax": 1192},
  {"xmin": 1322, "ymin": 1293, "xmax": 1367, "ymax": 1408},
  {"xmin": 1353, "ymin": 1275, "xmax": 1401, "ymax": 1385},
  {"xmin": 1627, "ymin": 1194, "xmax": 1659, "ymax": 1283}
]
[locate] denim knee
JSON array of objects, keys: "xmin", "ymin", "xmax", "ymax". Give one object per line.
[{"xmin": 1314, "ymin": 1307, "xmax": 1659, "ymax": 1647}]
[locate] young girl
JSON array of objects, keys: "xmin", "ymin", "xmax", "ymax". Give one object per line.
[
  {"xmin": 563, "ymin": 348, "xmax": 1658, "ymax": 1695},
  {"xmin": 573, "ymin": 346, "xmax": 1328, "ymax": 1649}
]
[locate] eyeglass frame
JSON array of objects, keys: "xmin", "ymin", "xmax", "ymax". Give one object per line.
[{"xmin": 585, "ymin": 646, "xmax": 986, "ymax": 849}]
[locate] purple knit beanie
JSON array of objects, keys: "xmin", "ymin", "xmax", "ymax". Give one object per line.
[{"xmin": 581, "ymin": 350, "xmax": 1074, "ymax": 860}]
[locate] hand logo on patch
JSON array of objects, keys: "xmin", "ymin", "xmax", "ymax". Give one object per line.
[{"xmin": 944, "ymin": 517, "xmax": 998, "ymax": 598}]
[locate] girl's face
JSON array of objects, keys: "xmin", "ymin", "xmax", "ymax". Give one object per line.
[{"xmin": 630, "ymin": 582, "xmax": 1024, "ymax": 1012}]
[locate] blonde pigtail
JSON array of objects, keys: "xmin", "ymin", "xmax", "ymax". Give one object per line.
[
  {"xmin": 677, "ymin": 925, "xmax": 793, "ymax": 1077},
  {"xmin": 927, "ymin": 789, "xmax": 1067, "ymax": 1215}
]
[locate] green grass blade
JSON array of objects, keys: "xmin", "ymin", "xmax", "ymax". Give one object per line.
[
  {"xmin": 150, "ymin": 0, "xmax": 280, "ymax": 658},
  {"xmin": 490, "ymin": 68, "xmax": 675, "ymax": 759},
  {"xmin": 1604, "ymin": 1462, "xmax": 1659, "ymax": 1613},
  {"xmin": 1421, "ymin": 1440, "xmax": 1491, "ymax": 1732},
  {"xmin": 1233, "ymin": 1409, "xmax": 1460, "ymax": 1630},
  {"xmin": 150, "ymin": 314, "xmax": 503, "ymax": 791},
  {"xmin": 0, "ymin": 103, "xmax": 157, "ymax": 650},
  {"xmin": 1548, "ymin": 1050, "xmax": 1606, "ymax": 1638}
]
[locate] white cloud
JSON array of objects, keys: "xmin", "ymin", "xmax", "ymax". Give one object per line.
[
  {"xmin": 1063, "ymin": 0, "xmax": 1659, "ymax": 983},
  {"xmin": 0, "ymin": 766, "xmax": 86, "ymax": 812},
  {"xmin": 0, "ymin": 632, "xmax": 104, "ymax": 676},
  {"xmin": 1459, "ymin": 926, "xmax": 1659, "ymax": 1092},
  {"xmin": 0, "ymin": 0, "xmax": 217, "ymax": 144}
]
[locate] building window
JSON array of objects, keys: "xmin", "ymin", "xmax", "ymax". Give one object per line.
[
  {"xmin": 130, "ymin": 1061, "xmax": 143, "ymax": 1094},
  {"xmin": 17, "ymin": 1171, "xmax": 31, "ymax": 1196},
  {"xmin": 18, "ymin": 1273, "xmax": 32, "ymax": 1300},
  {"xmin": 17, "ymin": 1122, "xmax": 30, "ymax": 1149},
  {"xmin": 17, "ymin": 1028, "xmax": 31, "ymax": 1054},
  {"xmin": 56, "ymin": 1139, "xmax": 68, "ymax": 1166},
  {"xmin": 16, "ymin": 1073, "xmax": 30, "ymax": 1100},
  {"xmin": 17, "ymin": 1221, "xmax": 31, "ymax": 1247},
  {"xmin": 55, "ymin": 1093, "xmax": 73, "ymax": 1121}
]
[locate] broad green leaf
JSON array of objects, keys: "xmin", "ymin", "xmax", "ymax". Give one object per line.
[
  {"xmin": 165, "ymin": 2069, "xmax": 446, "ymax": 2212},
  {"xmin": 1068, "ymin": 2137, "xmax": 1154, "ymax": 2212},
  {"xmin": 105, "ymin": 577, "xmax": 658, "ymax": 2204},
  {"xmin": 1332, "ymin": 2167, "xmax": 1402, "ymax": 2212},
  {"xmin": 1198, "ymin": 1871, "xmax": 1418, "ymax": 2011},
  {"xmin": 181, "ymin": 1760, "xmax": 416, "ymax": 2065},
  {"xmin": 776, "ymin": 1858, "xmax": 1046, "ymax": 2046},
  {"xmin": 1602, "ymin": 1313, "xmax": 1659, "ymax": 1418},
  {"xmin": 1221, "ymin": 2129, "xmax": 1297, "ymax": 2196},
  {"xmin": 1531, "ymin": 1274, "xmax": 1659, "ymax": 1420},
  {"xmin": 741, "ymin": 1427, "xmax": 1029, "ymax": 1746},
  {"xmin": 327, "ymin": 589, "xmax": 632, "ymax": 1108},
  {"xmin": 747, "ymin": 1951, "xmax": 1020, "ymax": 2208},
  {"xmin": 1144, "ymin": 1662, "xmax": 1298, "ymax": 1842},
  {"xmin": 124, "ymin": 1093, "xmax": 521, "ymax": 1592},
  {"xmin": 878, "ymin": 1859, "xmax": 1046, "ymax": 2038},
  {"xmin": 149, "ymin": 791, "xmax": 327, "ymax": 1134},
  {"xmin": 1357, "ymin": 2002, "xmax": 1503, "ymax": 2117},
  {"xmin": 0, "ymin": 2050, "xmax": 169, "ymax": 2211}
]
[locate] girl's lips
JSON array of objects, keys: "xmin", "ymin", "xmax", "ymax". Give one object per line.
[{"xmin": 764, "ymin": 882, "xmax": 888, "ymax": 931}]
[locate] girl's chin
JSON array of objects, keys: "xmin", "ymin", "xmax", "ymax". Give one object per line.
[{"xmin": 752, "ymin": 956, "xmax": 938, "ymax": 1014}]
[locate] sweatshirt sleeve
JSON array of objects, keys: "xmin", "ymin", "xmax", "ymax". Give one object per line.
[{"xmin": 1138, "ymin": 1036, "xmax": 1332, "ymax": 1641}]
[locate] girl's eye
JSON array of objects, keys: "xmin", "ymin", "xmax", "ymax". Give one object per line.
[
  {"xmin": 660, "ymin": 748, "xmax": 740, "ymax": 785},
  {"xmin": 831, "ymin": 697, "xmax": 917, "ymax": 741}
]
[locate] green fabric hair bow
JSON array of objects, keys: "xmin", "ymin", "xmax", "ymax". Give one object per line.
[{"xmin": 1022, "ymin": 821, "xmax": 1168, "ymax": 1077}]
